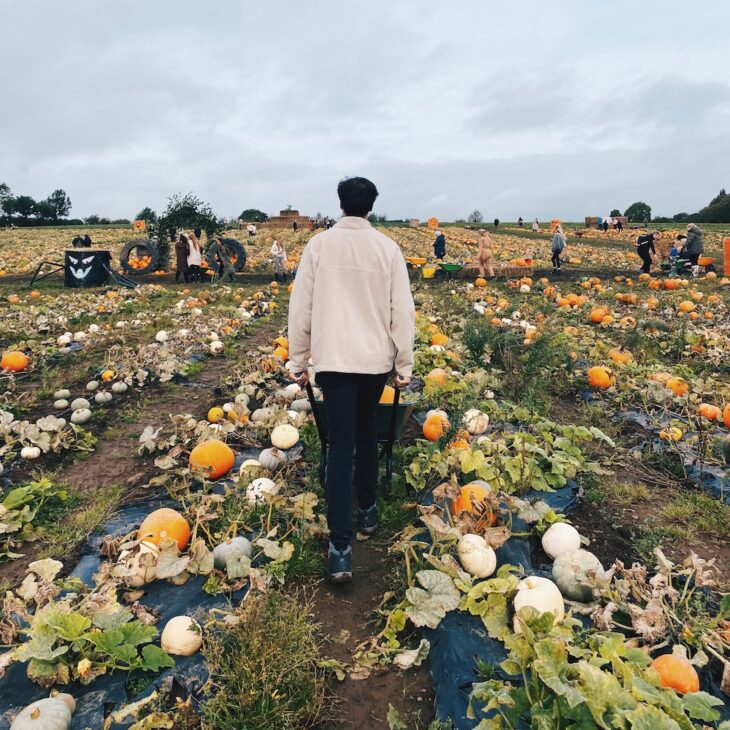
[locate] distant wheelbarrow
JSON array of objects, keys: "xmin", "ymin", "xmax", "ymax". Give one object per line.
[
  {"xmin": 305, "ymin": 382, "xmax": 413, "ymax": 493},
  {"xmin": 405, "ymin": 256, "xmax": 427, "ymax": 268},
  {"xmin": 437, "ymin": 262, "xmax": 464, "ymax": 280}
]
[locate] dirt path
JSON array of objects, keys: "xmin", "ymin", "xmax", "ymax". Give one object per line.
[{"xmin": 313, "ymin": 539, "xmax": 434, "ymax": 729}]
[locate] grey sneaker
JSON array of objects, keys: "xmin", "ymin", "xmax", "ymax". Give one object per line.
[
  {"xmin": 357, "ymin": 504, "xmax": 378, "ymax": 536},
  {"xmin": 328, "ymin": 543, "xmax": 352, "ymax": 583}
]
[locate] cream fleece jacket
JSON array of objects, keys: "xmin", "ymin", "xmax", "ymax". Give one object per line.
[{"xmin": 288, "ymin": 216, "xmax": 415, "ymax": 377}]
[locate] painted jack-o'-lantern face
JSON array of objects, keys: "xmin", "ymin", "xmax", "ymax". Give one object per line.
[
  {"xmin": 68, "ymin": 253, "xmax": 95, "ymax": 280},
  {"xmin": 64, "ymin": 250, "xmax": 111, "ymax": 287}
]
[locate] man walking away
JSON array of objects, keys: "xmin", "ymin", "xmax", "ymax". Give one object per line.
[
  {"xmin": 684, "ymin": 223, "xmax": 704, "ymax": 278},
  {"xmin": 551, "ymin": 225, "xmax": 566, "ymax": 273},
  {"xmin": 635, "ymin": 231, "xmax": 658, "ymax": 275},
  {"xmin": 433, "ymin": 230, "xmax": 446, "ymax": 259},
  {"xmin": 174, "ymin": 232, "xmax": 190, "ymax": 283},
  {"xmin": 288, "ymin": 177, "xmax": 415, "ymax": 583}
]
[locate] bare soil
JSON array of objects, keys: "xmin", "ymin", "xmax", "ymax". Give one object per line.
[{"xmin": 313, "ymin": 539, "xmax": 434, "ymax": 729}]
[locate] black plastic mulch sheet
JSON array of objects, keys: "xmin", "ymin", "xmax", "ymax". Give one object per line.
[
  {"xmin": 0, "ymin": 448, "xmax": 263, "ymax": 729},
  {"xmin": 423, "ymin": 484, "xmax": 578, "ymax": 729}
]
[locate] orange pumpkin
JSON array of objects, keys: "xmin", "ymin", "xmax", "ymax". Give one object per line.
[
  {"xmin": 677, "ymin": 301, "xmax": 695, "ymax": 313},
  {"xmin": 648, "ymin": 372, "xmax": 671, "ymax": 384},
  {"xmin": 608, "ymin": 347, "xmax": 633, "ymax": 366},
  {"xmin": 423, "ymin": 414, "xmax": 446, "ymax": 441},
  {"xmin": 723, "ymin": 404, "xmax": 730, "ymax": 429},
  {"xmin": 272, "ymin": 346, "xmax": 288, "ymax": 360},
  {"xmin": 697, "ymin": 403, "xmax": 722, "ymax": 421},
  {"xmin": 189, "ymin": 439, "xmax": 235, "ymax": 479},
  {"xmin": 587, "ymin": 366, "xmax": 614, "ymax": 389},
  {"xmin": 450, "ymin": 483, "xmax": 497, "ymax": 526},
  {"xmin": 380, "ymin": 385, "xmax": 395, "ymax": 404},
  {"xmin": 101, "ymin": 369, "xmax": 115, "ymax": 382},
  {"xmin": 1, "ymin": 351, "xmax": 29, "ymax": 372},
  {"xmin": 475, "ymin": 277, "xmax": 487, "ymax": 287},
  {"xmin": 589, "ymin": 307, "xmax": 608, "ymax": 323},
  {"xmin": 650, "ymin": 654, "xmax": 699, "ymax": 695},
  {"xmin": 664, "ymin": 279, "xmax": 680, "ymax": 291},
  {"xmin": 137, "ymin": 507, "xmax": 191, "ymax": 551},
  {"xmin": 425, "ymin": 368, "xmax": 448, "ymax": 386},
  {"xmin": 665, "ymin": 377, "xmax": 688, "ymax": 397},
  {"xmin": 431, "ymin": 333, "xmax": 449, "ymax": 347}
]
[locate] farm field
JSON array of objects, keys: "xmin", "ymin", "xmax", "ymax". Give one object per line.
[{"xmin": 0, "ymin": 226, "xmax": 729, "ymax": 729}]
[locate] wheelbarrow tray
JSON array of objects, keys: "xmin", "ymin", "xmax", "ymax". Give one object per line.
[
  {"xmin": 406, "ymin": 256, "xmax": 427, "ymax": 266},
  {"xmin": 309, "ymin": 399, "xmax": 413, "ymax": 440},
  {"xmin": 437, "ymin": 262, "xmax": 464, "ymax": 272}
]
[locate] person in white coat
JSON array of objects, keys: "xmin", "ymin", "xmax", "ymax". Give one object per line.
[{"xmin": 288, "ymin": 177, "xmax": 415, "ymax": 583}]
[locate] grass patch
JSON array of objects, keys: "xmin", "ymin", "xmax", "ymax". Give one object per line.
[
  {"xmin": 38, "ymin": 483, "xmax": 123, "ymax": 559},
  {"xmin": 632, "ymin": 524, "xmax": 691, "ymax": 563},
  {"xmin": 201, "ymin": 591, "xmax": 329, "ymax": 730},
  {"xmin": 660, "ymin": 492, "xmax": 730, "ymax": 539}
]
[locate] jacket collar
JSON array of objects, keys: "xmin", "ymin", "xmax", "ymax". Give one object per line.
[{"xmin": 334, "ymin": 216, "xmax": 372, "ymax": 230}]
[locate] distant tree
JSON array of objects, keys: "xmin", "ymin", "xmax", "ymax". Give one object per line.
[
  {"xmin": 34, "ymin": 200, "xmax": 55, "ymax": 219},
  {"xmin": 46, "ymin": 189, "xmax": 71, "ymax": 220},
  {"xmin": 0, "ymin": 182, "xmax": 10, "ymax": 205},
  {"xmin": 672, "ymin": 212, "xmax": 690, "ymax": 222},
  {"xmin": 370, "ymin": 213, "xmax": 388, "ymax": 223},
  {"xmin": 112, "ymin": 218, "xmax": 131, "ymax": 224},
  {"xmin": 135, "ymin": 207, "xmax": 157, "ymax": 224},
  {"xmin": 84, "ymin": 214, "xmax": 108, "ymax": 224},
  {"xmin": 0, "ymin": 184, "xmax": 13, "ymax": 222},
  {"xmin": 624, "ymin": 201, "xmax": 651, "ymax": 223},
  {"xmin": 610, "ymin": 209, "xmax": 621, "ymax": 217},
  {"xmin": 13, "ymin": 195, "xmax": 37, "ymax": 221},
  {"xmin": 691, "ymin": 188, "xmax": 730, "ymax": 223},
  {"xmin": 157, "ymin": 192, "xmax": 223, "ymax": 267},
  {"xmin": 238, "ymin": 208, "xmax": 268, "ymax": 222},
  {"xmin": 467, "ymin": 209, "xmax": 484, "ymax": 223}
]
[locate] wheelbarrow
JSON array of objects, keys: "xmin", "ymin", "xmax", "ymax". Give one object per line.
[
  {"xmin": 437, "ymin": 262, "xmax": 464, "ymax": 281},
  {"xmin": 305, "ymin": 382, "xmax": 413, "ymax": 493},
  {"xmin": 660, "ymin": 256, "xmax": 716, "ymax": 276},
  {"xmin": 405, "ymin": 256, "xmax": 427, "ymax": 268}
]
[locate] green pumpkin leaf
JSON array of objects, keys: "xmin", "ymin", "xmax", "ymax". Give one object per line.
[
  {"xmin": 141, "ymin": 644, "xmax": 175, "ymax": 672},
  {"xmin": 681, "ymin": 691, "xmax": 724, "ymax": 722}
]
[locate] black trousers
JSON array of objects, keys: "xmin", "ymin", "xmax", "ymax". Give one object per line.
[
  {"xmin": 551, "ymin": 251, "xmax": 561, "ymax": 269},
  {"xmin": 316, "ymin": 371, "xmax": 390, "ymax": 550},
  {"xmin": 687, "ymin": 253, "xmax": 700, "ymax": 266},
  {"xmin": 638, "ymin": 248, "xmax": 652, "ymax": 273}
]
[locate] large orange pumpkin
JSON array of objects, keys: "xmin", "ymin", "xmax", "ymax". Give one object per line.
[
  {"xmin": 664, "ymin": 279, "xmax": 680, "ymax": 291},
  {"xmin": 425, "ymin": 368, "xmax": 448, "ymax": 387},
  {"xmin": 650, "ymin": 654, "xmax": 699, "ymax": 694},
  {"xmin": 423, "ymin": 414, "xmax": 447, "ymax": 441},
  {"xmin": 475, "ymin": 277, "xmax": 487, "ymax": 287},
  {"xmin": 450, "ymin": 483, "xmax": 497, "ymax": 526},
  {"xmin": 723, "ymin": 404, "xmax": 730, "ymax": 429},
  {"xmin": 137, "ymin": 508, "xmax": 191, "ymax": 551},
  {"xmin": 697, "ymin": 403, "xmax": 722, "ymax": 421},
  {"xmin": 1, "ymin": 351, "xmax": 29, "ymax": 372},
  {"xmin": 587, "ymin": 366, "xmax": 614, "ymax": 389},
  {"xmin": 431, "ymin": 333, "xmax": 449, "ymax": 347},
  {"xmin": 189, "ymin": 440, "xmax": 235, "ymax": 479},
  {"xmin": 589, "ymin": 308, "xmax": 608, "ymax": 323},
  {"xmin": 677, "ymin": 300, "xmax": 695, "ymax": 313}
]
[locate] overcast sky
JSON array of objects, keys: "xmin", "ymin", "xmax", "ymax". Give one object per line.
[{"xmin": 2, "ymin": 1, "xmax": 729, "ymax": 221}]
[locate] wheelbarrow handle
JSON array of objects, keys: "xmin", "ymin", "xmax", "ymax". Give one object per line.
[
  {"xmin": 304, "ymin": 381, "xmax": 326, "ymax": 442},
  {"xmin": 388, "ymin": 384, "xmax": 401, "ymax": 442}
]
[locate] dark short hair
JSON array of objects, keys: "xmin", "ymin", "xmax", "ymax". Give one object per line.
[
  {"xmin": 337, "ymin": 176, "xmax": 378, "ymax": 216},
  {"xmin": 193, "ymin": 227, "xmax": 202, "ymax": 238}
]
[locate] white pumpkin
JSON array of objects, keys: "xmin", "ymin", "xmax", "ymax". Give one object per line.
[
  {"xmin": 53, "ymin": 389, "xmax": 71, "ymax": 400},
  {"xmin": 21, "ymin": 446, "xmax": 41, "ymax": 460},
  {"xmin": 10, "ymin": 693, "xmax": 76, "ymax": 730},
  {"xmin": 111, "ymin": 382, "xmax": 128, "ymax": 394},
  {"xmin": 155, "ymin": 330, "xmax": 169, "ymax": 343},
  {"xmin": 290, "ymin": 398, "xmax": 311, "ymax": 413},
  {"xmin": 72, "ymin": 331, "xmax": 87, "ymax": 342},
  {"xmin": 85, "ymin": 380, "xmax": 99, "ymax": 392},
  {"xmin": 513, "ymin": 576, "xmax": 565, "ymax": 632},
  {"xmin": 53, "ymin": 399, "xmax": 69, "ymax": 410},
  {"xmin": 56, "ymin": 333, "xmax": 72, "ymax": 347},
  {"xmin": 213, "ymin": 536, "xmax": 253, "ymax": 570},
  {"xmin": 457, "ymin": 534, "xmax": 497, "ymax": 578},
  {"xmin": 209, "ymin": 340, "xmax": 224, "ymax": 355},
  {"xmin": 271, "ymin": 424, "xmax": 299, "ymax": 450},
  {"xmin": 258, "ymin": 447, "xmax": 287, "ymax": 472},
  {"xmin": 462, "ymin": 409, "xmax": 489, "ymax": 435},
  {"xmin": 70, "ymin": 397, "xmax": 90, "ymax": 411},
  {"xmin": 246, "ymin": 477, "xmax": 279, "ymax": 504},
  {"xmin": 541, "ymin": 523, "xmax": 582, "ymax": 560},
  {"xmin": 161, "ymin": 616, "xmax": 202, "ymax": 656},
  {"xmin": 552, "ymin": 549, "xmax": 605, "ymax": 603},
  {"xmin": 240, "ymin": 458, "xmax": 262, "ymax": 470},
  {"xmin": 71, "ymin": 408, "xmax": 92, "ymax": 425},
  {"xmin": 251, "ymin": 407, "xmax": 275, "ymax": 423},
  {"xmin": 234, "ymin": 393, "xmax": 250, "ymax": 407},
  {"xmin": 520, "ymin": 284, "xmax": 531, "ymax": 293},
  {"xmin": 94, "ymin": 392, "xmax": 113, "ymax": 405}
]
